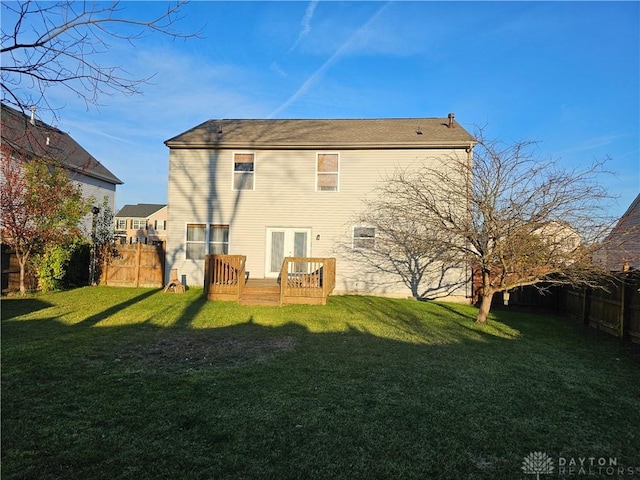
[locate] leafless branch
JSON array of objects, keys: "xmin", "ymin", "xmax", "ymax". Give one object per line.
[{"xmin": 1, "ymin": 1, "xmax": 201, "ymax": 115}]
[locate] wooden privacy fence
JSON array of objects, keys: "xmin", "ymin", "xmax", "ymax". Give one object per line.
[
  {"xmin": 561, "ymin": 273, "xmax": 640, "ymax": 344},
  {"xmin": 101, "ymin": 243, "xmax": 165, "ymax": 288}
]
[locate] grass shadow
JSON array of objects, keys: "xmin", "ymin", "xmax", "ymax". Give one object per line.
[
  {"xmin": 3, "ymin": 289, "xmax": 640, "ymax": 480},
  {"xmin": 77, "ymin": 288, "xmax": 161, "ymax": 327}
]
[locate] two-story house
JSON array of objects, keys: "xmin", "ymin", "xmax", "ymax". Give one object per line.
[
  {"xmin": 1, "ymin": 103, "xmax": 123, "ymax": 233},
  {"xmin": 164, "ymin": 116, "xmax": 476, "ymax": 300},
  {"xmin": 114, "ymin": 204, "xmax": 167, "ymax": 245},
  {"xmin": 595, "ymin": 193, "xmax": 640, "ymax": 272}
]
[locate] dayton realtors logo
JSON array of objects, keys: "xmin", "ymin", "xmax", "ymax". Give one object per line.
[
  {"xmin": 522, "ymin": 452, "xmax": 640, "ymax": 478},
  {"xmin": 522, "ymin": 452, "xmax": 555, "ymax": 479}
]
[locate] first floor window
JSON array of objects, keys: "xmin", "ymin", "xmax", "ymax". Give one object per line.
[
  {"xmin": 186, "ymin": 224, "xmax": 230, "ymax": 259},
  {"xmin": 209, "ymin": 225, "xmax": 229, "ymax": 254},
  {"xmin": 353, "ymin": 226, "xmax": 376, "ymax": 249},
  {"xmin": 186, "ymin": 224, "xmax": 206, "ymax": 260}
]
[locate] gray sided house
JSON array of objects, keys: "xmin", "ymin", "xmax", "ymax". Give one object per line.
[
  {"xmin": 165, "ymin": 116, "xmax": 475, "ymax": 300},
  {"xmin": 1, "ymin": 103, "xmax": 123, "ymax": 234}
]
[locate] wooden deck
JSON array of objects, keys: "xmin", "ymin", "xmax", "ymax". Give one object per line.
[
  {"xmin": 239, "ymin": 279, "xmax": 280, "ymax": 306},
  {"xmin": 204, "ymin": 255, "xmax": 336, "ymax": 306}
]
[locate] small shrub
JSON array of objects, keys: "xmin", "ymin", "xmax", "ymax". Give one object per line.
[{"xmin": 33, "ymin": 239, "xmax": 87, "ymax": 292}]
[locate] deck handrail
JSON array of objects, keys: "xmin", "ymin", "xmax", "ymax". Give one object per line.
[
  {"xmin": 204, "ymin": 254, "xmax": 246, "ymax": 299},
  {"xmin": 280, "ymin": 257, "xmax": 336, "ymax": 304}
]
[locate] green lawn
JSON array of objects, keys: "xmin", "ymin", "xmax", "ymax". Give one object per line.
[{"xmin": 2, "ymin": 287, "xmax": 639, "ymax": 480}]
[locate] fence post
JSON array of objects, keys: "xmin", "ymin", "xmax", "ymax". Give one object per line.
[
  {"xmin": 582, "ymin": 287, "xmax": 590, "ymax": 326},
  {"xmin": 620, "ymin": 274, "xmax": 633, "ymax": 341},
  {"xmin": 102, "ymin": 254, "xmax": 109, "ymax": 286},
  {"xmin": 134, "ymin": 242, "xmax": 142, "ymax": 288}
]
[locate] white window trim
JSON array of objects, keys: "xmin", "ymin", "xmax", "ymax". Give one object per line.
[
  {"xmin": 232, "ymin": 152, "xmax": 256, "ymax": 191},
  {"xmin": 316, "ymin": 152, "xmax": 340, "ymax": 192},
  {"xmin": 352, "ymin": 225, "xmax": 376, "ymax": 250},
  {"xmin": 185, "ymin": 223, "xmax": 207, "ymax": 261},
  {"xmin": 131, "ymin": 219, "xmax": 146, "ymax": 230},
  {"xmin": 184, "ymin": 222, "xmax": 230, "ymax": 260},
  {"xmin": 208, "ymin": 224, "xmax": 230, "ymax": 255}
]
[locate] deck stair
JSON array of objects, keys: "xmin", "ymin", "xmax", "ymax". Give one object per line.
[{"xmin": 239, "ymin": 278, "xmax": 280, "ymax": 306}]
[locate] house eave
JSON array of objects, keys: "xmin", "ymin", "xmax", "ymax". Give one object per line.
[{"xmin": 164, "ymin": 141, "xmax": 476, "ymax": 151}]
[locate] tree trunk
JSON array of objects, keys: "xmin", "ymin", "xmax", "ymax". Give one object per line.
[
  {"xmin": 18, "ymin": 257, "xmax": 27, "ymax": 295},
  {"xmin": 476, "ymin": 270, "xmax": 494, "ymax": 323},
  {"xmin": 16, "ymin": 250, "xmax": 29, "ymax": 295},
  {"xmin": 476, "ymin": 292, "xmax": 494, "ymax": 323}
]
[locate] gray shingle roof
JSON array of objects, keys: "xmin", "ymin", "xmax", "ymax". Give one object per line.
[
  {"xmin": 1, "ymin": 103, "xmax": 122, "ymax": 185},
  {"xmin": 165, "ymin": 117, "xmax": 476, "ymax": 150},
  {"xmin": 115, "ymin": 204, "xmax": 166, "ymax": 218}
]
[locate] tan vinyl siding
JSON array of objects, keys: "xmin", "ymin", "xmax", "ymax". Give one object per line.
[{"xmin": 166, "ymin": 146, "xmax": 469, "ymax": 297}]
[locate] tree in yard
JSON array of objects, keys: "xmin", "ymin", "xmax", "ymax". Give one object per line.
[
  {"xmin": 348, "ymin": 195, "xmax": 467, "ymax": 300},
  {"xmin": 0, "ymin": 147, "xmax": 90, "ymax": 294},
  {"xmin": 92, "ymin": 195, "xmax": 117, "ymax": 284},
  {"xmin": 1, "ymin": 1, "xmax": 197, "ymax": 114},
  {"xmin": 365, "ymin": 128, "xmax": 614, "ymax": 323}
]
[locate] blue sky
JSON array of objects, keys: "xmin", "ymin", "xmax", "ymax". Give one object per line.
[{"xmin": 6, "ymin": 1, "xmax": 639, "ymax": 217}]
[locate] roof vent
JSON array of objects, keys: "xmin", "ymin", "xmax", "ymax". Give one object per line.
[
  {"xmin": 416, "ymin": 126, "xmax": 423, "ymax": 135},
  {"xmin": 447, "ymin": 113, "xmax": 455, "ymax": 128},
  {"xmin": 217, "ymin": 124, "xmax": 223, "ymax": 135}
]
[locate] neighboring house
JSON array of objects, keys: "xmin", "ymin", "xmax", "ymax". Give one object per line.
[
  {"xmin": 164, "ymin": 116, "xmax": 476, "ymax": 299},
  {"xmin": 1, "ymin": 103, "xmax": 122, "ymax": 234},
  {"xmin": 114, "ymin": 204, "xmax": 167, "ymax": 245},
  {"xmin": 595, "ymin": 193, "xmax": 640, "ymax": 271}
]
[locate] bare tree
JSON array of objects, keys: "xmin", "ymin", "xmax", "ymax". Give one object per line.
[
  {"xmin": 1, "ymin": 1, "xmax": 198, "ymax": 114},
  {"xmin": 368, "ymin": 128, "xmax": 615, "ymax": 323},
  {"xmin": 348, "ymin": 192, "xmax": 467, "ymax": 299}
]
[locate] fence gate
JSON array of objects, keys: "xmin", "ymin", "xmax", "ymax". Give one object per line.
[{"xmin": 101, "ymin": 243, "xmax": 165, "ymax": 288}]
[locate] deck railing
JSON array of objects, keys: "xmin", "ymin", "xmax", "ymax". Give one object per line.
[
  {"xmin": 204, "ymin": 255, "xmax": 335, "ymax": 305},
  {"xmin": 279, "ymin": 257, "xmax": 336, "ymax": 305},
  {"xmin": 204, "ymin": 255, "xmax": 246, "ymax": 301}
]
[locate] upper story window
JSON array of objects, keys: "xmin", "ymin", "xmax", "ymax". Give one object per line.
[
  {"xmin": 353, "ymin": 226, "xmax": 376, "ymax": 249},
  {"xmin": 317, "ymin": 153, "xmax": 339, "ymax": 192},
  {"xmin": 116, "ymin": 219, "xmax": 127, "ymax": 230},
  {"xmin": 154, "ymin": 220, "xmax": 166, "ymax": 231},
  {"xmin": 131, "ymin": 219, "xmax": 146, "ymax": 230},
  {"xmin": 233, "ymin": 153, "xmax": 255, "ymax": 190}
]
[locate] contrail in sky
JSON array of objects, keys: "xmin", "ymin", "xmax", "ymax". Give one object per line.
[
  {"xmin": 269, "ymin": 2, "xmax": 391, "ymax": 118},
  {"xmin": 288, "ymin": 0, "xmax": 319, "ymax": 54}
]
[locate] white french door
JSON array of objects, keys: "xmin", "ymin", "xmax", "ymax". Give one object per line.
[{"xmin": 265, "ymin": 227, "xmax": 311, "ymax": 278}]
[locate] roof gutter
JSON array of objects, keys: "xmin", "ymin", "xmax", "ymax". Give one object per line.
[{"xmin": 165, "ymin": 141, "xmax": 477, "ymax": 151}]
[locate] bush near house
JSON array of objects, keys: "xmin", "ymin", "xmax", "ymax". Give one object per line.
[{"xmin": 2, "ymin": 288, "xmax": 639, "ymax": 480}]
